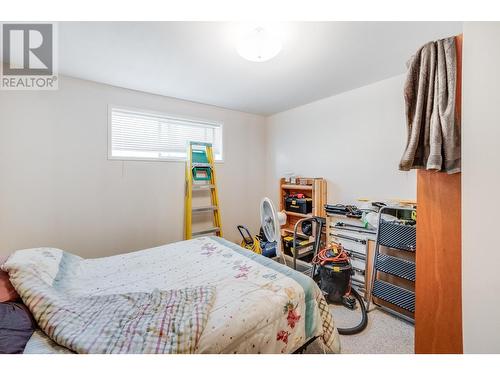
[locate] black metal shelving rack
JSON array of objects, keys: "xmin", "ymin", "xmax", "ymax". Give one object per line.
[{"xmin": 367, "ymin": 206, "xmax": 416, "ymax": 323}]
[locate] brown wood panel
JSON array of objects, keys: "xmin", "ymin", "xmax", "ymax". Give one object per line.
[
  {"xmin": 414, "ymin": 34, "xmax": 463, "ymax": 354},
  {"xmin": 415, "ymin": 171, "xmax": 462, "ymax": 353}
]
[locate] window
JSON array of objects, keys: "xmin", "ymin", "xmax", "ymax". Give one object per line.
[{"xmin": 109, "ymin": 107, "xmax": 223, "ymax": 161}]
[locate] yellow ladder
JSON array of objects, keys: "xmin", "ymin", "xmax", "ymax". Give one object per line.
[{"xmin": 184, "ymin": 141, "xmax": 223, "ymax": 239}]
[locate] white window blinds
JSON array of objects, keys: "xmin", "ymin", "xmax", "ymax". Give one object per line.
[{"xmin": 109, "ymin": 107, "xmax": 223, "ymax": 161}]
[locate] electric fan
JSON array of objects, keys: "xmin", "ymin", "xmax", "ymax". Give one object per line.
[{"xmin": 260, "ymin": 197, "xmax": 287, "ymax": 265}]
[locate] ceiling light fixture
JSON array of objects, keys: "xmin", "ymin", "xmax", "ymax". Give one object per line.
[{"xmin": 237, "ymin": 26, "xmax": 282, "ymax": 62}]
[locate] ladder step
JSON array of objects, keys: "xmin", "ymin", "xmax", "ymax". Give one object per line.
[
  {"xmin": 192, "ymin": 162, "xmax": 212, "ymax": 168},
  {"xmin": 376, "ymin": 254, "xmax": 416, "ymax": 281},
  {"xmin": 192, "ymin": 184, "xmax": 215, "ymax": 191},
  {"xmin": 192, "ymin": 205, "xmax": 218, "ymax": 213},
  {"xmin": 378, "ymin": 221, "xmax": 416, "ymax": 251},
  {"xmin": 189, "ymin": 141, "xmax": 212, "ymax": 147},
  {"xmin": 192, "ymin": 227, "xmax": 221, "ymax": 236},
  {"xmin": 372, "ymin": 280, "xmax": 415, "ymax": 313}
]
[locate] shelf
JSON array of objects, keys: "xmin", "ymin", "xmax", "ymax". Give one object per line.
[
  {"xmin": 329, "ymin": 232, "xmax": 367, "ymax": 245},
  {"xmin": 372, "ymin": 280, "xmax": 415, "ymax": 313},
  {"xmin": 279, "ymin": 178, "xmax": 327, "ymax": 250},
  {"xmin": 284, "ymin": 210, "xmax": 312, "ymax": 218},
  {"xmin": 376, "ymin": 254, "xmax": 416, "ymax": 282},
  {"xmin": 282, "ymin": 228, "xmax": 310, "ymax": 238},
  {"xmin": 330, "ymin": 223, "xmax": 376, "ymax": 235},
  {"xmin": 378, "ymin": 221, "xmax": 416, "ymax": 252},
  {"xmin": 345, "ymin": 249, "xmax": 366, "ymax": 261},
  {"xmin": 281, "ymin": 184, "xmax": 313, "ymax": 191}
]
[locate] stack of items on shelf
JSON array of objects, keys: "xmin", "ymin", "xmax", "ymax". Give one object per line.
[{"xmin": 325, "ymin": 204, "xmax": 363, "ymax": 218}]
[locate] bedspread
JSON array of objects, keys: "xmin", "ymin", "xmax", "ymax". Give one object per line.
[{"xmin": 3, "ymin": 236, "xmax": 340, "ymax": 354}]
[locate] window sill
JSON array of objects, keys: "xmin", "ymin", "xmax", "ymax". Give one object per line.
[{"xmin": 107, "ymin": 155, "xmax": 224, "ymax": 164}]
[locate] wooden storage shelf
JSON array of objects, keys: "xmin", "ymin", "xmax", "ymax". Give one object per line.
[{"xmin": 279, "ymin": 178, "xmax": 327, "ymax": 255}]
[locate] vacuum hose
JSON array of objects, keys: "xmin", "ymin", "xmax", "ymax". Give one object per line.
[
  {"xmin": 337, "ymin": 287, "xmax": 368, "ymax": 335},
  {"xmin": 313, "ymin": 244, "xmax": 368, "ymax": 335}
]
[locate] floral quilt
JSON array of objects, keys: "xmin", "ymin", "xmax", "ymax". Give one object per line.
[{"xmin": 4, "ymin": 236, "xmax": 340, "ymax": 354}]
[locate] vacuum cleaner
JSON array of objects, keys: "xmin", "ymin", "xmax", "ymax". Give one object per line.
[
  {"xmin": 294, "ymin": 217, "xmax": 368, "ymax": 335},
  {"xmin": 312, "ymin": 242, "xmax": 368, "ymax": 335}
]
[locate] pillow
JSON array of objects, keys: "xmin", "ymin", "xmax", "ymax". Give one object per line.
[
  {"xmin": 0, "ymin": 255, "xmax": 20, "ymax": 302},
  {"xmin": 0, "ymin": 302, "xmax": 37, "ymax": 354}
]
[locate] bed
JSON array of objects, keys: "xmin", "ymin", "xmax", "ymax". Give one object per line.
[{"xmin": 3, "ymin": 236, "xmax": 340, "ymax": 354}]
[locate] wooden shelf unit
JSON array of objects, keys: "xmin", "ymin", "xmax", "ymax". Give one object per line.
[{"xmin": 279, "ymin": 178, "xmax": 327, "ymax": 242}]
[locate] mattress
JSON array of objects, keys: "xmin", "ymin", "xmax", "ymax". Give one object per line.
[{"xmin": 18, "ymin": 236, "xmax": 339, "ymax": 354}]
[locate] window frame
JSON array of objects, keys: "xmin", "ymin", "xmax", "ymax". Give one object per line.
[{"xmin": 107, "ymin": 105, "xmax": 224, "ymax": 163}]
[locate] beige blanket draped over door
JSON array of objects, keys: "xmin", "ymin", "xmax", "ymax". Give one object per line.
[{"xmin": 399, "ymin": 36, "xmax": 461, "ymax": 174}]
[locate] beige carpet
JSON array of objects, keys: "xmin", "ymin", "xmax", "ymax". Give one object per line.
[{"xmin": 305, "ymin": 304, "xmax": 414, "ymax": 354}]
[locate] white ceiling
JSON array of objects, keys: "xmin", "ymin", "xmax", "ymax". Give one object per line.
[{"xmin": 59, "ymin": 22, "xmax": 462, "ymax": 115}]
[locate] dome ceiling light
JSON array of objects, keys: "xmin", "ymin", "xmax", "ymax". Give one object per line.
[{"xmin": 236, "ymin": 26, "xmax": 282, "ymax": 62}]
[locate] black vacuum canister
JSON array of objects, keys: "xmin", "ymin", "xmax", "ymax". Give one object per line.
[{"xmin": 319, "ymin": 261, "xmax": 352, "ymax": 304}]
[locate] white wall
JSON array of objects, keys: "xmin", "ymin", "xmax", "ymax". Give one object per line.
[
  {"xmin": 265, "ymin": 75, "xmax": 416, "ymax": 205},
  {"xmin": 462, "ymin": 22, "xmax": 500, "ymax": 353},
  {"xmin": 0, "ymin": 76, "xmax": 266, "ymax": 258}
]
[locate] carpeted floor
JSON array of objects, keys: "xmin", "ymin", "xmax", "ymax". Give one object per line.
[{"xmin": 305, "ymin": 304, "xmax": 414, "ymax": 354}]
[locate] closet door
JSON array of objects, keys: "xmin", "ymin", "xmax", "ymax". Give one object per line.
[{"xmin": 415, "ymin": 34, "xmax": 463, "ymax": 354}]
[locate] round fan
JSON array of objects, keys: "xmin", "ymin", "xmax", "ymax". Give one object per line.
[{"xmin": 260, "ymin": 197, "xmax": 287, "ymax": 261}]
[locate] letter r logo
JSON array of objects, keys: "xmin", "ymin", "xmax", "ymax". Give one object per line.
[{"xmin": 2, "ymin": 23, "xmax": 53, "ymax": 76}]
